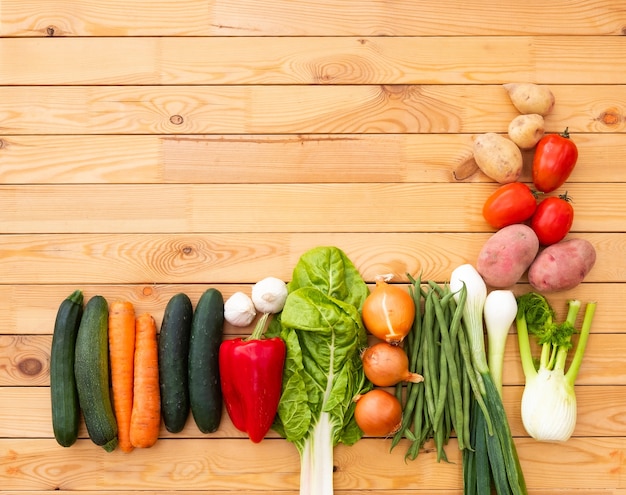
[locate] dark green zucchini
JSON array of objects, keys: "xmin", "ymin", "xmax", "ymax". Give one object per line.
[
  {"xmin": 50, "ymin": 289, "xmax": 84, "ymax": 447},
  {"xmin": 158, "ymin": 292, "xmax": 193, "ymax": 433},
  {"xmin": 188, "ymin": 288, "xmax": 224, "ymax": 433},
  {"xmin": 74, "ymin": 295, "xmax": 118, "ymax": 452}
]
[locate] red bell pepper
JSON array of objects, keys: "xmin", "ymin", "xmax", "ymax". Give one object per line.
[{"xmin": 219, "ymin": 313, "xmax": 286, "ymax": 443}]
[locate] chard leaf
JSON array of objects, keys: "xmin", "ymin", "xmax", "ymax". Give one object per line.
[{"xmin": 288, "ymin": 246, "xmax": 369, "ymax": 311}]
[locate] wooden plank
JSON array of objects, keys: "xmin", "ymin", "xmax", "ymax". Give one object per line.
[
  {"xmin": 0, "ymin": 437, "xmax": 623, "ymax": 491},
  {"xmin": 3, "ymin": 36, "xmax": 626, "ymax": 85},
  {"xmin": 0, "ymin": 85, "xmax": 624, "ymax": 135},
  {"xmin": 1, "ymin": 183, "xmax": 624, "ymax": 234},
  {"xmin": 1, "ymin": 0, "xmax": 624, "ymax": 36},
  {"xmin": 0, "ymin": 232, "xmax": 621, "ymax": 284},
  {"xmin": 2, "ymin": 332, "xmax": 623, "ymax": 388},
  {"xmin": 2, "ymin": 133, "xmax": 624, "ymax": 185},
  {"xmin": 2, "ymin": 385, "xmax": 624, "ymax": 438}
]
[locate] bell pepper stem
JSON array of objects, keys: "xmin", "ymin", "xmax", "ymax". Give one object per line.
[{"xmin": 246, "ymin": 312, "xmax": 271, "ymax": 341}]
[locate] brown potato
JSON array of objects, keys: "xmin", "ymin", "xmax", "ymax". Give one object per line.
[
  {"xmin": 503, "ymin": 82, "xmax": 555, "ymax": 116},
  {"xmin": 508, "ymin": 114, "xmax": 545, "ymax": 150},
  {"xmin": 477, "ymin": 224, "xmax": 540, "ymax": 288},
  {"xmin": 472, "ymin": 133, "xmax": 523, "ymax": 184},
  {"xmin": 528, "ymin": 238, "xmax": 597, "ymax": 292}
]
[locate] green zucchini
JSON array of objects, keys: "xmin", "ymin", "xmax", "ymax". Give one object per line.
[
  {"xmin": 74, "ymin": 295, "xmax": 118, "ymax": 452},
  {"xmin": 50, "ymin": 289, "xmax": 84, "ymax": 447},
  {"xmin": 188, "ymin": 288, "xmax": 224, "ymax": 433},
  {"xmin": 159, "ymin": 292, "xmax": 193, "ymax": 433}
]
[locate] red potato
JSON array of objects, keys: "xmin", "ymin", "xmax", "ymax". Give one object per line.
[
  {"xmin": 476, "ymin": 224, "xmax": 540, "ymax": 288},
  {"xmin": 528, "ymin": 238, "xmax": 597, "ymax": 292}
]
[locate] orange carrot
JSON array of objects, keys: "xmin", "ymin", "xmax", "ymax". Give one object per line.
[
  {"xmin": 129, "ymin": 312, "xmax": 161, "ymax": 448},
  {"xmin": 108, "ymin": 300, "xmax": 136, "ymax": 453}
]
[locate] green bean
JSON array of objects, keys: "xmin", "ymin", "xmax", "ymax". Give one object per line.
[
  {"xmin": 432, "ymin": 291, "xmax": 465, "ymax": 449},
  {"xmin": 422, "ymin": 290, "xmax": 438, "ymax": 424}
]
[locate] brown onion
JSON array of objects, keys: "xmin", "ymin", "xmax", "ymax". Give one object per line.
[
  {"xmin": 361, "ymin": 274, "xmax": 415, "ymax": 343},
  {"xmin": 362, "ymin": 342, "xmax": 423, "ymax": 387},
  {"xmin": 353, "ymin": 389, "xmax": 402, "ymax": 437}
]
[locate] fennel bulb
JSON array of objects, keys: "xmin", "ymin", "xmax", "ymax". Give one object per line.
[
  {"xmin": 521, "ymin": 367, "xmax": 576, "ymax": 441},
  {"xmin": 516, "ymin": 292, "xmax": 597, "ymax": 442}
]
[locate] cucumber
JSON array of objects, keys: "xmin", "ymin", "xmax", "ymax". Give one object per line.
[
  {"xmin": 50, "ymin": 289, "xmax": 84, "ymax": 447},
  {"xmin": 74, "ymin": 295, "xmax": 118, "ymax": 452},
  {"xmin": 188, "ymin": 288, "xmax": 224, "ymax": 433},
  {"xmin": 158, "ymin": 292, "xmax": 193, "ymax": 433}
]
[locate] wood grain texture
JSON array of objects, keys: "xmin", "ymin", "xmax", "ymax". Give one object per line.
[
  {"xmin": 1, "ymin": 134, "xmax": 624, "ymax": 185},
  {"xmin": 1, "ymin": 1, "xmax": 624, "ymax": 493},
  {"xmin": 3, "ymin": 36, "xmax": 626, "ymax": 85},
  {"xmin": 1, "ymin": 85, "xmax": 624, "ymax": 135},
  {"xmin": 0, "ymin": 233, "xmax": 623, "ymax": 284},
  {"xmin": 2, "ymin": 0, "xmax": 625, "ymax": 36},
  {"xmin": 0, "ymin": 437, "xmax": 624, "ymax": 491}
]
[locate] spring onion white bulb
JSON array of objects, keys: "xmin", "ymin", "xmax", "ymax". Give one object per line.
[
  {"xmin": 450, "ymin": 263, "xmax": 488, "ymax": 374},
  {"xmin": 484, "ymin": 290, "xmax": 517, "ymax": 396}
]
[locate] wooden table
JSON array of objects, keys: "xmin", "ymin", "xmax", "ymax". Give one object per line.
[{"xmin": 1, "ymin": 1, "xmax": 625, "ymax": 493}]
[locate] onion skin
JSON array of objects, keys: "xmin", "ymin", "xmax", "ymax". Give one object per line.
[
  {"xmin": 353, "ymin": 389, "xmax": 403, "ymax": 437},
  {"xmin": 362, "ymin": 276, "xmax": 415, "ymax": 343},
  {"xmin": 362, "ymin": 342, "xmax": 423, "ymax": 387}
]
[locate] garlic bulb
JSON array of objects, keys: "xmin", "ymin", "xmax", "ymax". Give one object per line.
[
  {"xmin": 224, "ymin": 291, "xmax": 257, "ymax": 327},
  {"xmin": 251, "ymin": 277, "xmax": 288, "ymax": 314}
]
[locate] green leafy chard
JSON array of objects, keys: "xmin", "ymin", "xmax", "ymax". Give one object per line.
[{"xmin": 268, "ymin": 246, "xmax": 370, "ymax": 495}]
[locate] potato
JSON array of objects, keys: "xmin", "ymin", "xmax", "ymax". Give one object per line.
[
  {"xmin": 508, "ymin": 114, "xmax": 545, "ymax": 149},
  {"xmin": 472, "ymin": 132, "xmax": 523, "ymax": 184},
  {"xmin": 477, "ymin": 224, "xmax": 540, "ymax": 288},
  {"xmin": 528, "ymin": 238, "xmax": 597, "ymax": 292},
  {"xmin": 503, "ymin": 82, "xmax": 555, "ymax": 116}
]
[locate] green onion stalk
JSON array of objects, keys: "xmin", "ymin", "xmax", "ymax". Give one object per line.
[{"xmin": 450, "ymin": 264, "xmax": 527, "ymax": 495}]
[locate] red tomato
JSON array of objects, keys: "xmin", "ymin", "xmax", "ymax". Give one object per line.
[
  {"xmin": 530, "ymin": 194, "xmax": 574, "ymax": 245},
  {"xmin": 532, "ymin": 128, "xmax": 578, "ymax": 193},
  {"xmin": 482, "ymin": 182, "xmax": 537, "ymax": 229}
]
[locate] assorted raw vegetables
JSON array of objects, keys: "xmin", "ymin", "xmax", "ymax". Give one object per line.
[
  {"xmin": 267, "ymin": 246, "xmax": 371, "ymax": 495},
  {"xmin": 48, "ymin": 243, "xmax": 598, "ymax": 493},
  {"xmin": 515, "ymin": 292, "xmax": 597, "ymax": 441}
]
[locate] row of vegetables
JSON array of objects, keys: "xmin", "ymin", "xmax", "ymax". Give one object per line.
[{"xmin": 49, "ymin": 82, "xmax": 600, "ymax": 495}]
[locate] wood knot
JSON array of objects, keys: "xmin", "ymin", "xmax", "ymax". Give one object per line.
[
  {"xmin": 46, "ymin": 26, "xmax": 57, "ymax": 36},
  {"xmin": 170, "ymin": 115, "xmax": 184, "ymax": 125},
  {"xmin": 18, "ymin": 358, "xmax": 43, "ymax": 377},
  {"xmin": 597, "ymin": 108, "xmax": 624, "ymax": 127},
  {"xmin": 181, "ymin": 245, "xmax": 194, "ymax": 255},
  {"xmin": 142, "ymin": 286, "xmax": 153, "ymax": 296}
]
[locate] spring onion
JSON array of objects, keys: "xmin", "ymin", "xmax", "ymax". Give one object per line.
[
  {"xmin": 484, "ymin": 290, "xmax": 518, "ymax": 397},
  {"xmin": 515, "ymin": 292, "xmax": 597, "ymax": 442},
  {"xmin": 450, "ymin": 264, "xmax": 527, "ymax": 495}
]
